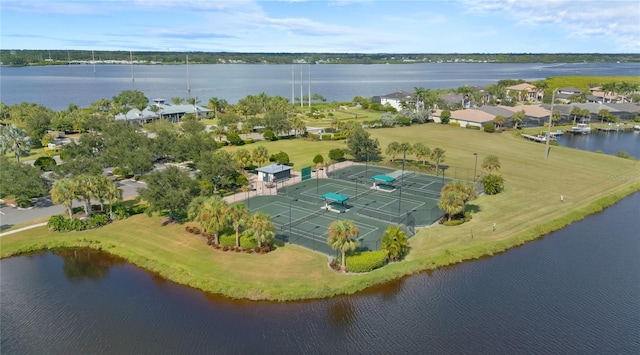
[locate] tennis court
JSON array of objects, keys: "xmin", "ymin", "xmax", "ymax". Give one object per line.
[{"xmin": 245, "ymin": 163, "xmax": 448, "ymax": 256}]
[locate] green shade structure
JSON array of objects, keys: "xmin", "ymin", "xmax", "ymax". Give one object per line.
[
  {"xmin": 321, "ymin": 192, "xmax": 350, "ymax": 203},
  {"xmin": 370, "ymin": 175, "xmax": 395, "ymax": 183}
]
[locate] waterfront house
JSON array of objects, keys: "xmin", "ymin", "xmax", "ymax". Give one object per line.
[
  {"xmin": 505, "ymin": 83, "xmax": 543, "ymax": 102},
  {"xmin": 377, "ymin": 91, "xmax": 415, "ymax": 111}
]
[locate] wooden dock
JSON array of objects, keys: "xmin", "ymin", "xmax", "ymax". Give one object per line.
[{"xmin": 522, "ymin": 134, "xmax": 553, "ymax": 143}]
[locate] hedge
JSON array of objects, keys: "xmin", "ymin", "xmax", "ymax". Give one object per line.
[{"xmin": 346, "ymin": 250, "xmax": 388, "ymax": 273}]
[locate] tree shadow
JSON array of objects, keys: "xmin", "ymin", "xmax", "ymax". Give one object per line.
[{"xmin": 466, "ymin": 203, "xmax": 481, "ymax": 213}]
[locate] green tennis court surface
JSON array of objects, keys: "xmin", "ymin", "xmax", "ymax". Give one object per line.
[{"xmin": 245, "ymin": 164, "xmax": 455, "ymax": 256}]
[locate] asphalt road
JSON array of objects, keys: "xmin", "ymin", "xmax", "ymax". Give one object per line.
[{"xmin": 0, "ymin": 180, "xmax": 146, "ymax": 230}]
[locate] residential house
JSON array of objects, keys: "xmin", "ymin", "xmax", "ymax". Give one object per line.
[
  {"xmin": 377, "ymin": 91, "xmax": 415, "ymax": 111},
  {"xmin": 502, "ymin": 105, "xmax": 551, "ymax": 127},
  {"xmin": 114, "ymin": 98, "xmax": 212, "ymax": 125},
  {"xmin": 555, "ymin": 87, "xmax": 583, "ymax": 103},
  {"xmin": 505, "ymin": 83, "xmax": 543, "ymax": 102}
]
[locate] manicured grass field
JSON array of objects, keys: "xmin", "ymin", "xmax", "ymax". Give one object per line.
[{"xmin": 2, "ymin": 123, "xmax": 638, "ymax": 301}]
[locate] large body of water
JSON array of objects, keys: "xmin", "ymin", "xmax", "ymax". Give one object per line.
[
  {"xmin": 2, "ymin": 62, "xmax": 639, "ymax": 353},
  {"xmin": 2, "ymin": 62, "xmax": 639, "ymax": 110},
  {"xmin": 2, "ymin": 192, "xmax": 638, "ymax": 354},
  {"xmin": 557, "ymin": 130, "xmax": 640, "ymax": 159}
]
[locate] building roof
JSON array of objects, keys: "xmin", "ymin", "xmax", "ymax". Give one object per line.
[
  {"xmin": 371, "ymin": 174, "xmax": 395, "ymax": 183},
  {"xmin": 380, "ymin": 91, "xmax": 414, "ymax": 101},
  {"xmin": 502, "ymin": 105, "xmax": 550, "ymax": 118},
  {"xmin": 257, "ymin": 163, "xmax": 293, "ymax": 174},
  {"xmin": 506, "ymin": 83, "xmax": 537, "ymax": 91},
  {"xmin": 558, "ymin": 87, "xmax": 583, "ymax": 93},
  {"xmin": 441, "ymin": 93, "xmax": 464, "ymax": 106},
  {"xmin": 322, "ymin": 192, "xmax": 349, "ymax": 203},
  {"xmin": 477, "ymin": 105, "xmax": 514, "ymax": 118},
  {"xmin": 450, "ymin": 109, "xmax": 495, "ymax": 123}
]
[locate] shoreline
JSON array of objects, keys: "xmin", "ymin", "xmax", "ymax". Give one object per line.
[{"xmin": 2, "ymin": 182, "xmax": 638, "ymax": 302}]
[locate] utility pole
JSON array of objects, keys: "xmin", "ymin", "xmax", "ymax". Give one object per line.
[{"xmin": 545, "ymin": 89, "xmax": 557, "ymax": 160}]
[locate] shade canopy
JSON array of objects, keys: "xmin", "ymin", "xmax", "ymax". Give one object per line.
[
  {"xmin": 371, "ymin": 174, "xmax": 395, "ymax": 183},
  {"xmin": 321, "ymin": 192, "xmax": 350, "ymax": 203}
]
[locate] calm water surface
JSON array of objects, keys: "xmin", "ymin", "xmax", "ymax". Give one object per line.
[
  {"xmin": 557, "ymin": 131, "xmax": 640, "ymax": 159},
  {"xmin": 2, "ymin": 193, "xmax": 638, "ymax": 354},
  {"xmin": 2, "ymin": 62, "xmax": 638, "ymax": 110}
]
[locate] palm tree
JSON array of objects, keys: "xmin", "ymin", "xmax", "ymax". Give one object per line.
[
  {"xmin": 73, "ymin": 174, "xmax": 99, "ymax": 217},
  {"xmin": 0, "ymin": 125, "xmax": 31, "ymax": 162},
  {"xmin": 247, "ymin": 212, "xmax": 275, "ymax": 248},
  {"xmin": 188, "ymin": 196, "xmax": 229, "ymax": 244},
  {"xmin": 105, "ymin": 181, "xmax": 123, "ymax": 220},
  {"xmin": 51, "ymin": 179, "xmax": 76, "ymax": 219},
  {"xmin": 252, "ymin": 146, "xmax": 269, "ymax": 167},
  {"xmin": 386, "ymin": 141, "xmax": 401, "ymax": 162},
  {"xmin": 327, "ymin": 219, "xmax": 359, "ymax": 271},
  {"xmin": 570, "ymin": 106, "xmax": 582, "ymax": 126},
  {"xmin": 381, "ymin": 225, "xmax": 409, "ymax": 262},
  {"xmin": 412, "ymin": 142, "xmax": 431, "ymax": 165},
  {"xmin": 398, "ymin": 142, "xmax": 413, "ymax": 163},
  {"xmin": 290, "ymin": 115, "xmax": 306, "ymax": 137},
  {"xmin": 430, "ymin": 147, "xmax": 446, "ymax": 174},
  {"xmin": 481, "ymin": 155, "xmax": 501, "ymax": 173},
  {"xmin": 493, "ymin": 115, "xmax": 506, "ymax": 129},
  {"xmin": 511, "ymin": 110, "xmax": 525, "ymax": 130},
  {"xmin": 438, "ymin": 188, "xmax": 465, "ymax": 221},
  {"xmin": 441, "ymin": 180, "xmax": 477, "ymax": 219},
  {"xmin": 171, "ymin": 97, "xmax": 185, "ymax": 105},
  {"xmin": 228, "ymin": 203, "xmax": 249, "ymax": 248},
  {"xmin": 235, "ymin": 148, "xmax": 252, "ymax": 171}
]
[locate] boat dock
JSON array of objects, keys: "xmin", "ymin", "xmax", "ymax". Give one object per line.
[{"xmin": 522, "ymin": 134, "xmax": 555, "ymax": 143}]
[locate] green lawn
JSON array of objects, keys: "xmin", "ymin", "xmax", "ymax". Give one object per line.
[{"xmin": 2, "ymin": 123, "xmax": 639, "ymax": 301}]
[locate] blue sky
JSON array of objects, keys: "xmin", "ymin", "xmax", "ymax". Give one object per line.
[{"xmin": 1, "ymin": 0, "xmax": 638, "ymax": 53}]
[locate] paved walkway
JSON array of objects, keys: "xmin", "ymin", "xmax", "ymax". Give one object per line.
[
  {"xmin": 222, "ymin": 161, "xmax": 357, "ymax": 204},
  {"xmin": 0, "ymin": 222, "xmax": 48, "ymax": 237}
]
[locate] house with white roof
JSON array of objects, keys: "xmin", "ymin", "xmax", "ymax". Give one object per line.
[{"xmin": 114, "ymin": 98, "xmax": 212, "ymax": 125}]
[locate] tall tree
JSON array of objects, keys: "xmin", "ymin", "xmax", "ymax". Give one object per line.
[
  {"xmin": 51, "ymin": 178, "xmax": 76, "ymax": 219},
  {"xmin": 511, "ymin": 110, "xmax": 525, "ymax": 130},
  {"xmin": 412, "ymin": 142, "xmax": 431, "ymax": 165},
  {"xmin": 247, "ymin": 211, "xmax": 275, "ymax": 248},
  {"xmin": 386, "ymin": 141, "xmax": 401, "ymax": 162},
  {"xmin": 327, "ymin": 220, "xmax": 359, "ymax": 271},
  {"xmin": 0, "ymin": 125, "xmax": 31, "ymax": 162},
  {"xmin": 347, "ymin": 126, "xmax": 380, "ymax": 161},
  {"xmin": 228, "ymin": 203, "xmax": 250, "ymax": 248},
  {"xmin": 188, "ymin": 196, "xmax": 229, "ymax": 244},
  {"xmin": 381, "ymin": 225, "xmax": 409, "ymax": 262},
  {"xmin": 430, "ymin": 147, "xmax": 446, "ymax": 174},
  {"xmin": 138, "ymin": 166, "xmax": 200, "ymax": 222},
  {"xmin": 252, "ymin": 146, "xmax": 269, "ymax": 167},
  {"xmin": 438, "ymin": 188, "xmax": 465, "ymax": 221},
  {"xmin": 493, "ymin": 115, "xmax": 506, "ymax": 129}
]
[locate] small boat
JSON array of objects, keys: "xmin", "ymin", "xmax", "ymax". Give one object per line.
[
  {"xmin": 571, "ymin": 123, "xmax": 591, "ymax": 134},
  {"xmin": 634, "ymin": 125, "xmax": 640, "ymax": 131}
]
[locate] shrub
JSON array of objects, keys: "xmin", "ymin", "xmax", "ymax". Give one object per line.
[
  {"xmin": 72, "ymin": 206, "xmax": 85, "ymax": 215},
  {"xmin": 483, "ymin": 173, "xmax": 505, "ymax": 195},
  {"xmin": 269, "ymin": 151, "xmax": 290, "ymax": 164},
  {"xmin": 216, "ymin": 141, "xmax": 228, "ymax": 148},
  {"xmin": 129, "ymin": 203, "xmax": 149, "ymax": 215},
  {"xmin": 617, "ymin": 150, "xmax": 632, "ymax": 159},
  {"xmin": 219, "ymin": 234, "xmax": 235, "ymax": 247},
  {"xmin": 308, "ymin": 133, "xmax": 320, "ymax": 141},
  {"xmin": 466, "ymin": 125, "xmax": 481, "ymax": 130},
  {"xmin": 321, "ymin": 133, "xmax": 331, "ymax": 141},
  {"xmin": 15, "ymin": 196, "xmax": 33, "ymax": 208},
  {"xmin": 113, "ymin": 204, "xmax": 130, "ymax": 220},
  {"xmin": 345, "ymin": 250, "xmax": 387, "ymax": 273},
  {"xmin": 48, "ymin": 215, "xmax": 70, "ymax": 232},
  {"xmin": 483, "ymin": 123, "xmax": 496, "ymax": 133},
  {"xmin": 448, "ymin": 121, "xmax": 461, "ymax": 127},
  {"xmin": 243, "ymin": 138, "xmax": 254, "ymax": 145},
  {"xmin": 226, "ymin": 133, "xmax": 243, "ymax": 145},
  {"xmin": 240, "ymin": 235, "xmax": 258, "ymax": 249},
  {"xmin": 443, "ymin": 219, "xmax": 465, "ymax": 226},
  {"xmin": 263, "ymin": 129, "xmax": 277, "ymax": 141},
  {"xmin": 34, "ymin": 156, "xmax": 57, "ymax": 171},
  {"xmin": 87, "ymin": 213, "xmax": 110, "ymax": 229}
]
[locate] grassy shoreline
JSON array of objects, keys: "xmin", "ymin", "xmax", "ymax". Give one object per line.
[{"xmin": 1, "ymin": 124, "xmax": 639, "ymax": 301}]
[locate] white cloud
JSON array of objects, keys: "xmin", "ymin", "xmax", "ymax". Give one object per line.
[{"xmin": 461, "ymin": 0, "xmax": 640, "ymax": 51}]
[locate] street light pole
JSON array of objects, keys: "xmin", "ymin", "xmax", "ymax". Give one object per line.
[
  {"xmin": 473, "ymin": 153, "xmax": 478, "ymax": 182},
  {"xmin": 398, "ymin": 149, "xmax": 406, "ymax": 215},
  {"xmin": 545, "ymin": 88, "xmax": 557, "ymax": 160},
  {"xmin": 289, "ymin": 198, "xmax": 298, "ymax": 236}
]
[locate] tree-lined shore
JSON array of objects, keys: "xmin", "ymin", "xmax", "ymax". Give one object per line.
[{"xmin": 2, "ymin": 50, "xmax": 639, "ymax": 66}]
